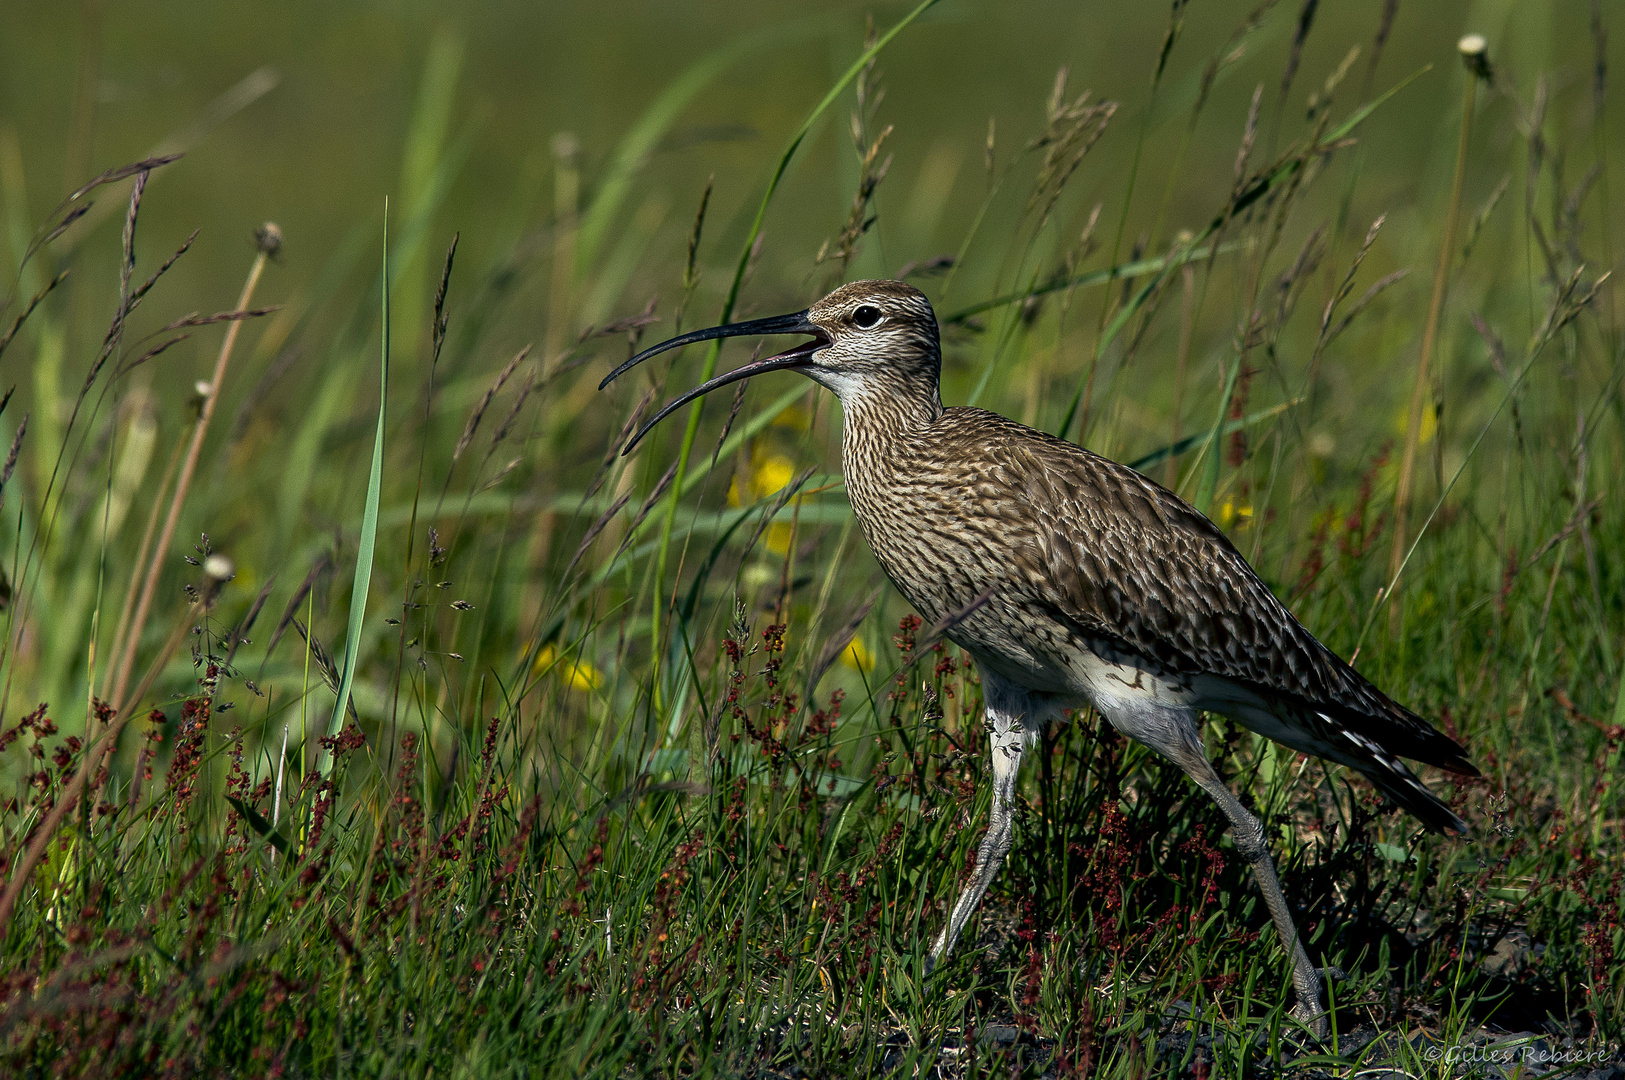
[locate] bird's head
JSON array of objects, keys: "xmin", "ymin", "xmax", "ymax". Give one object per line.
[{"xmin": 600, "ymin": 279, "xmax": 942, "ymax": 453}]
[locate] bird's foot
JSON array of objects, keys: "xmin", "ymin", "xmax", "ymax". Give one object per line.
[
  {"xmin": 1289, "ymin": 999, "xmax": 1329, "ymax": 1043},
  {"xmin": 1291, "ymin": 965, "xmax": 1347, "ymax": 1043}
]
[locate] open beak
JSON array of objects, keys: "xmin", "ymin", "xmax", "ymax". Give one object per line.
[{"xmin": 598, "ymin": 310, "xmax": 828, "ymax": 454}]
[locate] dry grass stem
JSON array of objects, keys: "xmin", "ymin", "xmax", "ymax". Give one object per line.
[{"xmin": 108, "ymin": 229, "xmax": 277, "ymax": 713}]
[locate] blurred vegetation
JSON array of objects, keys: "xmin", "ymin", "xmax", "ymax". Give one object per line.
[{"xmin": 0, "ymin": 0, "xmax": 1622, "ymax": 1075}]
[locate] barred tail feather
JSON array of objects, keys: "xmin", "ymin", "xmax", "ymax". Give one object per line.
[
  {"xmin": 1327, "ymin": 715, "xmax": 1471, "ymax": 834},
  {"xmin": 1364, "ymin": 762, "xmax": 1470, "ymax": 834}
]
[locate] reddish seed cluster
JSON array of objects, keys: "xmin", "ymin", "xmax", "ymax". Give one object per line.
[
  {"xmin": 1338, "ymin": 442, "xmax": 1392, "ymax": 560},
  {"xmin": 294, "ymin": 728, "xmax": 385, "ymax": 906},
  {"xmin": 1498, "ymin": 548, "xmax": 1520, "ymax": 618},
  {"xmin": 932, "ymin": 643, "xmax": 957, "ymax": 691},
  {"xmin": 468, "ymin": 777, "xmax": 509, "ymax": 859},
  {"xmin": 179, "ymin": 860, "xmax": 237, "ymax": 964},
  {"xmin": 6, "ymin": 703, "xmax": 55, "ymax": 787},
  {"xmin": 811, "ymin": 865, "xmax": 883, "ymax": 978},
  {"xmin": 720, "ymin": 625, "xmax": 799, "ymax": 765},
  {"xmin": 886, "ymin": 615, "xmax": 925, "ymax": 718},
  {"xmin": 792, "ymin": 687, "xmax": 847, "ymax": 805},
  {"xmin": 435, "ymin": 816, "xmax": 471, "ymax": 866},
  {"xmin": 722, "ymin": 776, "xmax": 748, "ymax": 834},
  {"xmin": 874, "ymin": 821, "xmax": 905, "ymax": 860},
  {"xmin": 760, "ymin": 625, "xmax": 794, "ymax": 726},
  {"xmin": 296, "ymin": 779, "xmax": 338, "ymax": 898},
  {"xmin": 802, "ymin": 687, "xmax": 844, "ymax": 741},
  {"xmin": 163, "ymin": 696, "xmax": 212, "ymax": 826},
  {"xmin": 392, "ymin": 732, "xmax": 423, "ymax": 856},
  {"xmin": 1052, "ymin": 990, "xmax": 1097, "ymax": 1079},
  {"xmin": 630, "ymin": 829, "xmax": 706, "ymax": 1010},
  {"xmin": 0, "ymin": 702, "xmax": 48, "ymax": 754},
  {"xmin": 495, "ymin": 795, "xmax": 543, "ymax": 879},
  {"xmin": 1291, "ymin": 512, "xmax": 1332, "ymax": 603},
  {"xmin": 1581, "ymin": 869, "xmax": 1621, "ymax": 1005},
  {"xmin": 132, "ymin": 708, "xmax": 167, "ymax": 787},
  {"xmin": 49, "ymin": 734, "xmax": 82, "ymax": 774},
  {"xmin": 1076, "ymin": 801, "xmax": 1139, "ymax": 955},
  {"xmin": 223, "ymin": 729, "xmax": 252, "ymax": 854},
  {"xmin": 892, "ymin": 614, "xmax": 922, "ymax": 655},
  {"xmin": 1013, "ymin": 896, "xmax": 1045, "ymax": 1033},
  {"xmin": 721, "ymin": 638, "xmax": 747, "ymax": 747},
  {"xmin": 317, "ymin": 724, "xmax": 366, "ymax": 757},
  {"xmin": 1181, "ymin": 825, "xmax": 1224, "ymax": 917},
  {"xmin": 1226, "ymin": 365, "xmax": 1257, "ymax": 467},
  {"xmin": 479, "ymin": 715, "xmax": 501, "ymax": 773}
]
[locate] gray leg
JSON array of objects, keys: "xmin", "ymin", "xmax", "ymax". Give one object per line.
[
  {"xmin": 1182, "ymin": 753, "xmax": 1327, "ymax": 1039},
  {"xmin": 1102, "ymin": 701, "xmax": 1326, "ymax": 1039},
  {"xmin": 928, "ymin": 700, "xmax": 1028, "ymax": 968}
]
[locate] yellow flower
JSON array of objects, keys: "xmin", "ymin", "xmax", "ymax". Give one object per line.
[
  {"xmin": 840, "ymin": 637, "xmax": 875, "ymax": 673},
  {"xmin": 1393, "ymin": 402, "xmax": 1437, "ymax": 445},
  {"xmin": 531, "ymin": 643, "xmax": 602, "ymax": 692},
  {"xmin": 764, "ymin": 521, "xmax": 795, "ymax": 555},
  {"xmin": 1217, "ymin": 498, "xmax": 1254, "ymax": 530},
  {"xmin": 728, "ymin": 451, "xmax": 798, "ymax": 507},
  {"xmin": 754, "ymin": 454, "xmax": 796, "ymax": 494},
  {"xmin": 726, "ymin": 450, "xmax": 804, "ymax": 553}
]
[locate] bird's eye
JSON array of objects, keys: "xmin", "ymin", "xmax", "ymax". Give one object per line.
[{"xmin": 851, "ymin": 305, "xmax": 883, "ymax": 329}]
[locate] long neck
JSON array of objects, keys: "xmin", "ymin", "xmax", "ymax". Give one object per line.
[
  {"xmin": 842, "ymin": 376, "xmax": 943, "ymax": 433},
  {"xmin": 836, "ymin": 375, "xmax": 943, "ymax": 488},
  {"xmin": 838, "ymin": 370, "xmax": 942, "ymax": 438}
]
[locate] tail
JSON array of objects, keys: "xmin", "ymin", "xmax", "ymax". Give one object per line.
[
  {"xmin": 1302, "ymin": 628, "xmax": 1480, "ymax": 785},
  {"xmin": 1327, "ymin": 717, "xmax": 1472, "ymax": 834}
]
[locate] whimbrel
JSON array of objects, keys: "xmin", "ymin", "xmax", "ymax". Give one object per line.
[{"xmin": 600, "ymin": 280, "xmax": 1477, "ymax": 1034}]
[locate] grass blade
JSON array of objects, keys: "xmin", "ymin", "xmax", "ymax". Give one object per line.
[
  {"xmin": 1192, "ymin": 354, "xmax": 1242, "ymax": 513},
  {"xmin": 321, "ymin": 202, "xmax": 391, "ymax": 769},
  {"xmin": 1126, "ymin": 398, "xmax": 1300, "ymax": 473},
  {"xmin": 226, "ymin": 796, "xmax": 291, "ymax": 856},
  {"xmin": 575, "ymin": 24, "xmax": 813, "ymax": 273}
]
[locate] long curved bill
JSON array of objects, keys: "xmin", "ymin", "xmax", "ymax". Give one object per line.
[{"xmin": 599, "ymin": 309, "xmax": 828, "ymax": 454}]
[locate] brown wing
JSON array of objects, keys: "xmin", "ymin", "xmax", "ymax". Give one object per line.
[{"xmin": 950, "ymin": 408, "xmax": 1475, "ymax": 775}]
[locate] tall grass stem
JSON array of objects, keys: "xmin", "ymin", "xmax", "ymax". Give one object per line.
[
  {"xmin": 1387, "ymin": 45, "xmax": 1483, "ymax": 614},
  {"xmin": 107, "ymin": 229, "xmax": 275, "ymax": 714}
]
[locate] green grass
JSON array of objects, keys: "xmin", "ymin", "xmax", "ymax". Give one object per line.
[{"xmin": 1, "ymin": 2, "xmax": 1623, "ymax": 1076}]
